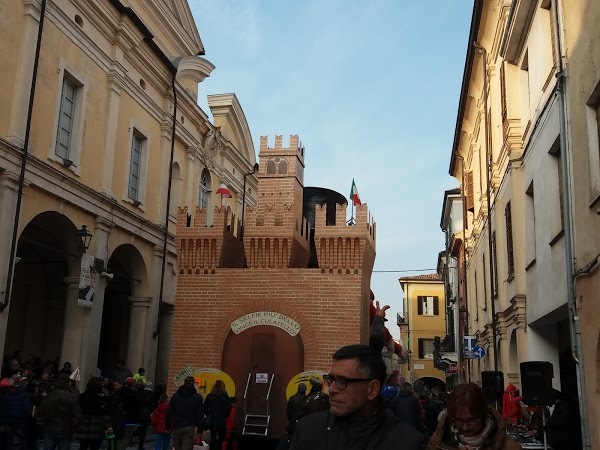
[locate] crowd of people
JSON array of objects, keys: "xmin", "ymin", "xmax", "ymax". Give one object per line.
[
  {"xmin": 0, "ymin": 354, "xmax": 238, "ymax": 450},
  {"xmin": 281, "ymin": 302, "xmax": 582, "ymax": 450}
]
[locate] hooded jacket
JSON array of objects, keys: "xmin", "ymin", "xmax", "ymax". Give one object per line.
[
  {"xmin": 290, "ymin": 405, "xmax": 424, "ymax": 450},
  {"xmin": 426, "ymin": 407, "xmax": 523, "ymax": 450},
  {"xmin": 166, "ymin": 385, "xmax": 204, "ymax": 430},
  {"xmin": 501, "ymin": 384, "xmax": 522, "ymax": 423},
  {"xmin": 151, "ymin": 401, "xmax": 169, "ymax": 434}
]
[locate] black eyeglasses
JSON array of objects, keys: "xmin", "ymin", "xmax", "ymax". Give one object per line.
[
  {"xmin": 452, "ymin": 418, "xmax": 481, "ymax": 427},
  {"xmin": 323, "ymin": 374, "xmax": 375, "ymax": 389}
]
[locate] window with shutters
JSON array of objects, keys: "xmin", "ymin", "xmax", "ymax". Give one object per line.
[
  {"xmin": 52, "ymin": 70, "xmax": 87, "ymax": 172},
  {"xmin": 506, "ymin": 202, "xmax": 515, "ymax": 279},
  {"xmin": 128, "ymin": 130, "xmax": 146, "ymax": 203},
  {"xmin": 417, "ymin": 296, "xmax": 439, "ymax": 316},
  {"xmin": 418, "ymin": 338, "xmax": 435, "ymax": 359},
  {"xmin": 482, "ymin": 253, "xmax": 488, "ymax": 311},
  {"xmin": 492, "ymin": 231, "xmax": 499, "ymax": 297},
  {"xmin": 466, "ymin": 171, "xmax": 474, "ymax": 212},
  {"xmin": 474, "ymin": 270, "xmax": 479, "ymax": 321},
  {"xmin": 55, "ymin": 78, "xmax": 77, "ymax": 160},
  {"xmin": 500, "ymin": 63, "xmax": 508, "ymax": 140},
  {"xmin": 556, "ymin": 152, "xmax": 565, "ymax": 230}
]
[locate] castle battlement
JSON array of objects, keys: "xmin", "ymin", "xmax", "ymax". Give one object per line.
[
  {"xmin": 314, "ymin": 203, "xmax": 376, "ymax": 273},
  {"xmin": 176, "ymin": 206, "xmax": 245, "ymax": 273}
]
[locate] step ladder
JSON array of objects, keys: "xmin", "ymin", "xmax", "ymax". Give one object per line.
[
  {"xmin": 242, "ymin": 413, "xmax": 271, "ymax": 436},
  {"xmin": 242, "ymin": 372, "xmax": 275, "ymax": 437}
]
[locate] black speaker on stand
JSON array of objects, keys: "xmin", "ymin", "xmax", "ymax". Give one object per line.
[
  {"xmin": 520, "ymin": 361, "xmax": 554, "ymax": 406},
  {"xmin": 481, "ymin": 371, "xmax": 504, "ymax": 403},
  {"xmin": 520, "ymin": 361, "xmax": 554, "ymax": 450}
]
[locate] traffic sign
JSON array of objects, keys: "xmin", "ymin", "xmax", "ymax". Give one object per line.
[
  {"xmin": 448, "ymin": 363, "xmax": 458, "ymax": 374},
  {"xmin": 472, "ymin": 345, "xmax": 486, "ymax": 359}
]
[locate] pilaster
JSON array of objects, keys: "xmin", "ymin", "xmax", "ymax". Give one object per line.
[
  {"xmin": 99, "ymin": 71, "xmax": 126, "ymax": 197},
  {"xmin": 127, "ymin": 296, "xmax": 152, "ymax": 372},
  {"xmin": 60, "ymin": 276, "xmax": 86, "ymax": 382},
  {"xmin": 0, "ymin": 173, "xmax": 27, "ymax": 364},
  {"xmin": 78, "ymin": 217, "xmax": 113, "ymax": 387}
]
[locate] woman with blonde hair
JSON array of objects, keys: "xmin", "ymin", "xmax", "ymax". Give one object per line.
[
  {"xmin": 204, "ymin": 380, "xmax": 231, "ymax": 449},
  {"xmin": 427, "ymin": 383, "xmax": 522, "ymax": 450}
]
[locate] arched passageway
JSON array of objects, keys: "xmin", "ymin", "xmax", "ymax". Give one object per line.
[
  {"xmin": 97, "ymin": 244, "xmax": 148, "ymax": 375},
  {"xmin": 414, "ymin": 376, "xmax": 446, "ymax": 395},
  {"xmin": 4, "ymin": 211, "xmax": 80, "ymax": 367}
]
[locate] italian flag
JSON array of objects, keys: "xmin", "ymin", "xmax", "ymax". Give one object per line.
[
  {"xmin": 216, "ymin": 181, "xmax": 232, "ymax": 198},
  {"xmin": 349, "ymin": 179, "xmax": 361, "ymax": 206}
]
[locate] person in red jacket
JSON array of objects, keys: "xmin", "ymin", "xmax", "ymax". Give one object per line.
[
  {"xmin": 222, "ymin": 397, "xmax": 238, "ymax": 450},
  {"xmin": 501, "ymin": 383, "xmax": 523, "ymax": 424},
  {"xmin": 151, "ymin": 394, "xmax": 171, "ymax": 450}
]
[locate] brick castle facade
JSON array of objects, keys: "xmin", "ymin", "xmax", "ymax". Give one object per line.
[{"xmin": 168, "ymin": 135, "xmax": 376, "ymax": 436}]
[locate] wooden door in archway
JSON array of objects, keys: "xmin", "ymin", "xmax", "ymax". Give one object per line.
[{"xmin": 222, "ymin": 325, "xmax": 303, "ymax": 438}]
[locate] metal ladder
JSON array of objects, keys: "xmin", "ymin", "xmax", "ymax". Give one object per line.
[{"xmin": 242, "ymin": 373, "xmax": 274, "ymax": 437}]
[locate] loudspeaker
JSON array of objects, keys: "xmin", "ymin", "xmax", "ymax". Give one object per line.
[
  {"xmin": 481, "ymin": 371, "xmax": 504, "ymax": 402},
  {"xmin": 520, "ymin": 361, "xmax": 554, "ymax": 406}
]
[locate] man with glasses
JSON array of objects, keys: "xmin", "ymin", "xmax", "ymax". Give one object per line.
[{"xmin": 290, "ymin": 344, "xmax": 425, "ymax": 450}]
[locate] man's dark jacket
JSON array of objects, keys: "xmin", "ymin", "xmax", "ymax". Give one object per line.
[
  {"xmin": 40, "ymin": 386, "xmax": 80, "ymax": 434},
  {"xmin": 290, "ymin": 407, "xmax": 424, "ymax": 450},
  {"xmin": 391, "ymin": 389, "xmax": 426, "ymax": 433},
  {"xmin": 166, "ymin": 385, "xmax": 204, "ymax": 430}
]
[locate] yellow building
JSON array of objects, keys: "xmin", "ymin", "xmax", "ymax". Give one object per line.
[
  {"xmin": 0, "ymin": 0, "xmax": 257, "ymax": 385},
  {"xmin": 398, "ymin": 274, "xmax": 446, "ymax": 392}
]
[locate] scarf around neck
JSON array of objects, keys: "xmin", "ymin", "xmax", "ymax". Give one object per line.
[{"xmin": 451, "ymin": 415, "xmax": 494, "ymax": 450}]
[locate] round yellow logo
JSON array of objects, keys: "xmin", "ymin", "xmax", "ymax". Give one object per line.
[
  {"xmin": 192, "ymin": 368, "xmax": 236, "ymax": 397},
  {"xmin": 285, "ymin": 370, "xmax": 328, "ymax": 400}
]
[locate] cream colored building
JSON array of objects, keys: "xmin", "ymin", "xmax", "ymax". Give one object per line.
[
  {"xmin": 448, "ymin": 0, "xmax": 595, "ymax": 447},
  {"xmin": 0, "ymin": 0, "xmax": 257, "ymax": 385},
  {"xmin": 398, "ymin": 274, "xmax": 446, "ymax": 392}
]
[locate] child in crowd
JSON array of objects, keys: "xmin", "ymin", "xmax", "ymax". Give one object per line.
[
  {"xmin": 222, "ymin": 396, "xmax": 238, "ymax": 450},
  {"xmin": 151, "ymin": 393, "xmax": 171, "ymax": 450}
]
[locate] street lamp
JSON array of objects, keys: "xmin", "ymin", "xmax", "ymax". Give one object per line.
[{"xmin": 74, "ymin": 225, "xmax": 93, "ymax": 252}]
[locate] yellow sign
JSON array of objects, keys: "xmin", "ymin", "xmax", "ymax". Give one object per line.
[
  {"xmin": 285, "ymin": 370, "xmax": 328, "ymax": 400},
  {"xmin": 191, "ymin": 368, "xmax": 236, "ymax": 397},
  {"xmin": 231, "ymin": 311, "xmax": 300, "ymax": 336}
]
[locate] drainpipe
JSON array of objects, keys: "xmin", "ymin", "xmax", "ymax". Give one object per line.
[
  {"xmin": 455, "ymin": 154, "xmax": 471, "ymax": 383},
  {"xmin": 550, "ymin": 2, "xmax": 591, "ymax": 448},
  {"xmin": 240, "ymin": 163, "xmax": 259, "ymax": 241},
  {"xmin": 153, "ymin": 65, "xmax": 178, "ymax": 338},
  {"xmin": 0, "ymin": 0, "xmax": 48, "ymax": 314},
  {"xmin": 474, "ymin": 42, "xmax": 499, "ymax": 375}
]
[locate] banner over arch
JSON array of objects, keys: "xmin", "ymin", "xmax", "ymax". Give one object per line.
[{"xmin": 231, "ymin": 311, "xmax": 300, "ymax": 336}]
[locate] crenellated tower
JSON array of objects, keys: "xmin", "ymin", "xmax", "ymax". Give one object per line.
[{"xmin": 242, "ymin": 135, "xmax": 310, "ymax": 268}]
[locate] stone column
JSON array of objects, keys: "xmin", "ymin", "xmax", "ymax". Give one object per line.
[
  {"xmin": 0, "ymin": 172, "xmax": 21, "ymax": 364},
  {"xmin": 142, "ymin": 246, "xmax": 165, "ymax": 381},
  {"xmin": 127, "ymin": 297, "xmax": 152, "ymax": 372},
  {"xmin": 60, "ymin": 277, "xmax": 85, "ymax": 371},
  {"xmin": 78, "ymin": 217, "xmax": 113, "ymax": 387}
]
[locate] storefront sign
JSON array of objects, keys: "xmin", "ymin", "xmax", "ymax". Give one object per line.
[
  {"xmin": 285, "ymin": 370, "xmax": 328, "ymax": 400},
  {"xmin": 231, "ymin": 311, "xmax": 300, "ymax": 336}
]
